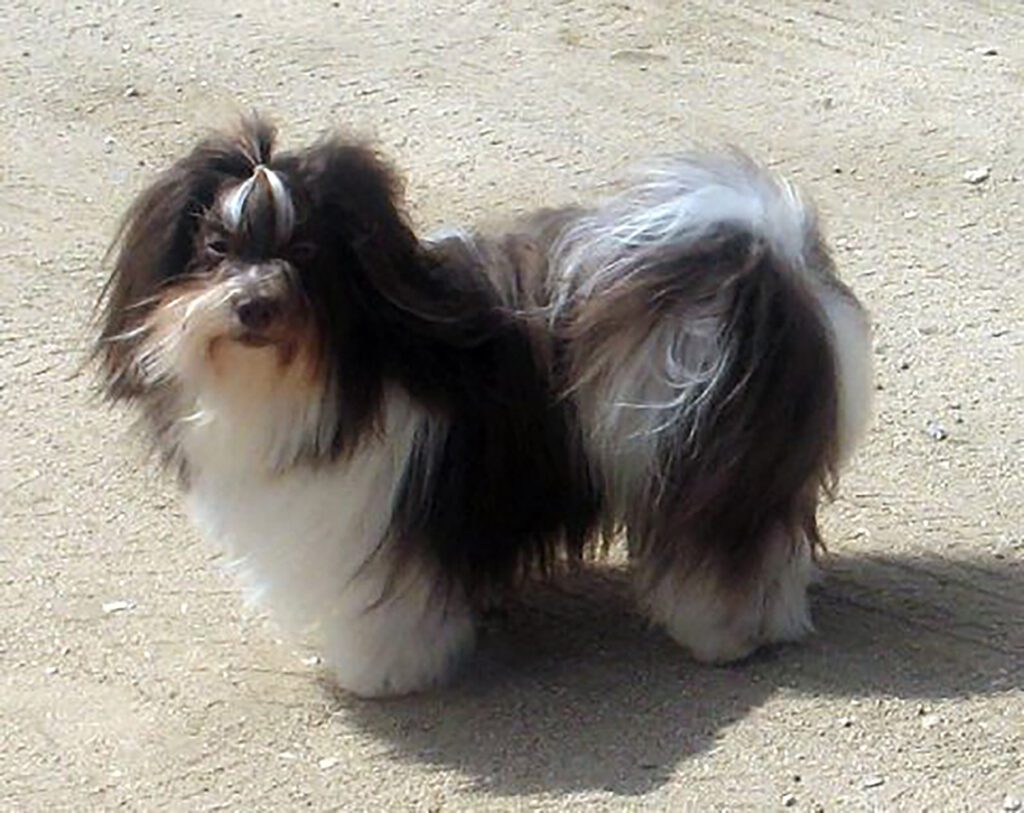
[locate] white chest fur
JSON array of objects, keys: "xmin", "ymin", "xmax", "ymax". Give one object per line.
[{"xmin": 178, "ymin": 387, "xmax": 474, "ymax": 697}]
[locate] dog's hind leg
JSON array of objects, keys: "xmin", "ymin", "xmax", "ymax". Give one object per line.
[{"xmin": 634, "ymin": 518, "xmax": 820, "ymax": 663}]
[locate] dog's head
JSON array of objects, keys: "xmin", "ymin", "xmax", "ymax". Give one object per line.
[{"xmin": 96, "ymin": 116, "xmax": 427, "ymax": 459}]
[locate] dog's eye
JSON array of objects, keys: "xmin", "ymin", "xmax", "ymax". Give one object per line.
[
  {"xmin": 290, "ymin": 241, "xmax": 317, "ymax": 262},
  {"xmin": 205, "ymin": 238, "xmax": 229, "ymax": 257}
]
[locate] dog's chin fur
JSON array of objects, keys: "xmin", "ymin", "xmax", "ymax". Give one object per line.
[{"xmin": 95, "ymin": 116, "xmax": 871, "ymax": 697}]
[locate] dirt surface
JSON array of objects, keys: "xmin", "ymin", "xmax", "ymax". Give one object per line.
[{"xmin": 2, "ymin": 1, "xmax": 1022, "ymax": 810}]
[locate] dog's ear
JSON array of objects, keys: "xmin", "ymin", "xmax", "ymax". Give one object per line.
[
  {"xmin": 295, "ymin": 136, "xmax": 419, "ymax": 282},
  {"xmin": 294, "ymin": 136, "xmax": 500, "ymax": 340},
  {"xmin": 94, "ymin": 116, "xmax": 277, "ymax": 396}
]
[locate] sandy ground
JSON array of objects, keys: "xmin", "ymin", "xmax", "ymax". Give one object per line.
[{"xmin": 2, "ymin": 0, "xmax": 1022, "ymax": 810}]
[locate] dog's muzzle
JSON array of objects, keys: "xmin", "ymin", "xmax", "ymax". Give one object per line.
[
  {"xmin": 233, "ymin": 292, "xmax": 279, "ymax": 334},
  {"xmin": 227, "ymin": 264, "xmax": 294, "ymax": 345}
]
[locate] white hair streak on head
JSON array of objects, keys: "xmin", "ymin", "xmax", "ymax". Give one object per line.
[
  {"xmin": 256, "ymin": 165, "xmax": 296, "ymax": 243},
  {"xmin": 220, "ymin": 164, "xmax": 296, "ymax": 244},
  {"xmin": 220, "ymin": 174, "xmax": 257, "ymax": 230}
]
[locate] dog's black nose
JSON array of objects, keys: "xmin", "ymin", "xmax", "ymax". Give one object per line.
[{"xmin": 233, "ymin": 295, "xmax": 278, "ymax": 333}]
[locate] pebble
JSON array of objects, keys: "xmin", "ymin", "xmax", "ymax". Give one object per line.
[
  {"xmin": 963, "ymin": 166, "xmax": 991, "ymax": 185},
  {"xmin": 863, "ymin": 775, "xmax": 885, "ymax": 789},
  {"xmin": 973, "ymin": 45, "xmax": 999, "ymax": 56},
  {"xmin": 838, "ymin": 716, "xmax": 855, "ymax": 728},
  {"xmin": 610, "ymin": 48, "xmax": 668, "ymax": 64},
  {"xmin": 920, "ymin": 713, "xmax": 940, "ymax": 729},
  {"xmin": 782, "ymin": 792, "xmax": 798, "ymax": 807},
  {"xmin": 318, "ymin": 757, "xmax": 339, "ymax": 770},
  {"xmin": 102, "ymin": 600, "xmax": 135, "ymax": 614},
  {"xmin": 924, "ymin": 421, "xmax": 949, "ymax": 441},
  {"xmin": 1004, "ymin": 796, "xmax": 1022, "ymax": 812},
  {"xmin": 124, "ymin": 85, "xmax": 140, "ymax": 98}
]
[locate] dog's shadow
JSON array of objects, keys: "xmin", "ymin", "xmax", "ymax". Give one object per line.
[{"xmin": 324, "ymin": 553, "xmax": 1023, "ymax": 796}]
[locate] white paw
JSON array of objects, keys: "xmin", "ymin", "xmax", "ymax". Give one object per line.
[
  {"xmin": 322, "ymin": 598, "xmax": 476, "ymax": 698},
  {"xmin": 639, "ymin": 540, "xmax": 816, "ymax": 664}
]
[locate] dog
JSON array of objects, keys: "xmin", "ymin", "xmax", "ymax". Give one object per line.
[{"xmin": 94, "ymin": 116, "xmax": 871, "ymax": 697}]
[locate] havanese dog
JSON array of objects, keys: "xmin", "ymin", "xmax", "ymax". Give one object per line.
[{"xmin": 94, "ymin": 116, "xmax": 871, "ymax": 697}]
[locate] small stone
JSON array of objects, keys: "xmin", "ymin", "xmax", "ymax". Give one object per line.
[
  {"xmin": 124, "ymin": 85, "xmax": 140, "ymax": 98},
  {"xmin": 301, "ymin": 655, "xmax": 321, "ymax": 667},
  {"xmin": 963, "ymin": 166, "xmax": 991, "ymax": 185},
  {"xmin": 318, "ymin": 756, "xmax": 339, "ymax": 770},
  {"xmin": 863, "ymin": 775, "xmax": 885, "ymax": 789},
  {"xmin": 974, "ymin": 45, "xmax": 998, "ymax": 56},
  {"xmin": 610, "ymin": 48, "xmax": 668, "ymax": 64},
  {"xmin": 920, "ymin": 713, "xmax": 940, "ymax": 729},
  {"xmin": 44, "ymin": 666, "xmax": 58, "ymax": 676},
  {"xmin": 838, "ymin": 716, "xmax": 855, "ymax": 728},
  {"xmin": 782, "ymin": 792, "xmax": 798, "ymax": 807},
  {"xmin": 102, "ymin": 600, "xmax": 135, "ymax": 614},
  {"xmin": 1004, "ymin": 796, "xmax": 1022, "ymax": 812},
  {"xmin": 925, "ymin": 421, "xmax": 949, "ymax": 441}
]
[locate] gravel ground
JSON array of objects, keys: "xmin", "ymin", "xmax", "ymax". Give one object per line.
[{"xmin": 2, "ymin": 1, "xmax": 1021, "ymax": 810}]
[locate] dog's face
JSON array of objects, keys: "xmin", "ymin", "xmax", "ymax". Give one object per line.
[
  {"xmin": 185, "ymin": 165, "xmax": 306, "ymax": 349},
  {"xmin": 95, "ymin": 118, "xmax": 425, "ymax": 457}
]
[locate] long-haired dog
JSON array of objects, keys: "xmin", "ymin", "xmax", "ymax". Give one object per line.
[{"xmin": 95, "ymin": 117, "xmax": 871, "ymax": 697}]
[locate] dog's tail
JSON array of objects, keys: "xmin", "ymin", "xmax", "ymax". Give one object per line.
[{"xmin": 553, "ymin": 151, "xmax": 872, "ymax": 574}]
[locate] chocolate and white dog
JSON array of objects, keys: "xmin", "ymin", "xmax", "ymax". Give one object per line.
[{"xmin": 95, "ymin": 117, "xmax": 871, "ymax": 697}]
